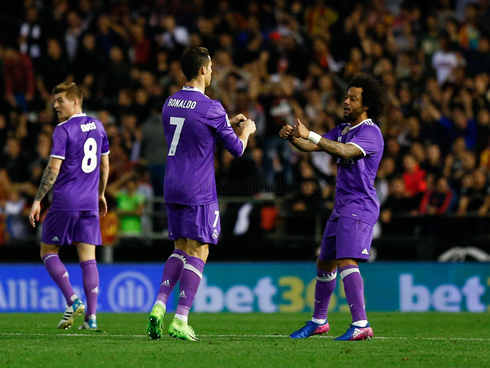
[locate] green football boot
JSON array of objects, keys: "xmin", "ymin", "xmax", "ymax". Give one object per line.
[
  {"xmin": 147, "ymin": 303, "xmax": 166, "ymax": 340},
  {"xmin": 168, "ymin": 318, "xmax": 200, "ymax": 341}
]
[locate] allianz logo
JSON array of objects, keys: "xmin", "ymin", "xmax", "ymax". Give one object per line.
[
  {"xmin": 0, "ymin": 279, "xmax": 83, "ymax": 311},
  {"xmin": 107, "ymin": 271, "xmax": 154, "ymax": 312}
]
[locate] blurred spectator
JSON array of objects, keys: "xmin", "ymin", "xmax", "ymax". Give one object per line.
[
  {"xmin": 458, "ymin": 169, "xmax": 490, "ymax": 216},
  {"xmin": 432, "ymin": 35, "xmax": 460, "ymax": 85},
  {"xmin": 380, "ymin": 177, "xmax": 418, "ymax": 233},
  {"xmin": 98, "ymin": 46, "xmax": 131, "ymax": 102},
  {"xmin": 421, "ymin": 144, "xmax": 444, "ymax": 186},
  {"xmin": 37, "ymin": 39, "xmax": 70, "ymax": 100},
  {"xmin": 19, "ymin": 7, "xmax": 44, "ymax": 62},
  {"xmin": 419, "ymin": 176, "xmax": 453, "ymax": 215},
  {"xmin": 141, "ymin": 104, "xmax": 167, "ymax": 197},
  {"xmin": 65, "ymin": 11, "xmax": 85, "ymax": 61},
  {"xmin": 1, "ymin": 138, "xmax": 31, "ymax": 184},
  {"xmin": 402, "ymin": 154, "xmax": 427, "ymax": 198},
  {"xmin": 155, "ymin": 15, "xmax": 190, "ymax": 58},
  {"xmin": 73, "ymin": 34, "xmax": 104, "ymax": 83},
  {"xmin": 3, "ymin": 46, "xmax": 36, "ymax": 111},
  {"xmin": 107, "ymin": 172, "xmax": 146, "ymax": 237}
]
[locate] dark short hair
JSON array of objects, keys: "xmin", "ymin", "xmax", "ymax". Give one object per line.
[
  {"xmin": 347, "ymin": 73, "xmax": 387, "ymax": 121},
  {"xmin": 181, "ymin": 47, "xmax": 210, "ymax": 81}
]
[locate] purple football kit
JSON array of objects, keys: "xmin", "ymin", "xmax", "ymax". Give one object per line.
[
  {"xmin": 318, "ymin": 118, "xmax": 384, "ymax": 261},
  {"xmin": 42, "ymin": 113, "xmax": 109, "ymax": 246},
  {"xmin": 162, "ymin": 86, "xmax": 244, "ymax": 244}
]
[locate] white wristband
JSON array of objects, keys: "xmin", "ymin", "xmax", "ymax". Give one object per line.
[{"xmin": 308, "ymin": 131, "xmax": 322, "ymax": 145}]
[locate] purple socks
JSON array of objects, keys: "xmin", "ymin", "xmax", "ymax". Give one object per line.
[
  {"xmin": 312, "ymin": 269, "xmax": 337, "ymax": 321},
  {"xmin": 80, "ymin": 259, "xmax": 99, "ymax": 321},
  {"xmin": 339, "ymin": 265, "xmax": 367, "ymax": 323},
  {"xmin": 42, "ymin": 254, "xmax": 76, "ymax": 306},
  {"xmin": 175, "ymin": 255, "xmax": 205, "ymax": 318},
  {"xmin": 156, "ymin": 249, "xmax": 187, "ymax": 305}
]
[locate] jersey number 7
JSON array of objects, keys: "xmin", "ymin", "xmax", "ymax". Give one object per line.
[{"xmin": 168, "ymin": 117, "xmax": 185, "ymax": 156}]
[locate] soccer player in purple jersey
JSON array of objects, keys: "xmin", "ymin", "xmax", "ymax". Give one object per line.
[
  {"xmin": 280, "ymin": 74, "xmax": 386, "ymax": 341},
  {"xmin": 147, "ymin": 47, "xmax": 256, "ymax": 341},
  {"xmin": 29, "ymin": 82, "xmax": 110, "ymax": 331}
]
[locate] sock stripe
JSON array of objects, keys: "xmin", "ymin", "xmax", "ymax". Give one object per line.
[
  {"xmin": 183, "ymin": 263, "xmax": 202, "ymax": 279},
  {"xmin": 317, "ymin": 271, "xmax": 337, "ymax": 282},
  {"xmin": 169, "ymin": 253, "xmax": 186, "ymax": 263},
  {"xmin": 42, "ymin": 254, "xmax": 59, "ymax": 264},
  {"xmin": 340, "ymin": 268, "xmax": 359, "ymax": 280}
]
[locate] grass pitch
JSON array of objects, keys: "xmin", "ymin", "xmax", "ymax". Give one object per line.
[{"xmin": 0, "ymin": 312, "xmax": 489, "ymax": 367}]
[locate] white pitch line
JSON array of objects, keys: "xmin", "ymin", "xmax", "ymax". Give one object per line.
[{"xmin": 0, "ymin": 333, "xmax": 489, "ymax": 342}]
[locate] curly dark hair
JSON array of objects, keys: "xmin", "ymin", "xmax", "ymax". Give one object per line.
[{"xmin": 347, "ymin": 73, "xmax": 387, "ymax": 121}]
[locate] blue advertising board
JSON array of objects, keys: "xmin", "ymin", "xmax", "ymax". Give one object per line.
[{"xmin": 0, "ymin": 263, "xmax": 488, "ymax": 313}]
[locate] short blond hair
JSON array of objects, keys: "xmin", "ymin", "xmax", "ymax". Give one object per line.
[{"xmin": 52, "ymin": 82, "xmax": 83, "ymax": 105}]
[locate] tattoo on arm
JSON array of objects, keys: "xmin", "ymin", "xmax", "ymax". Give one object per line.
[
  {"xmin": 289, "ymin": 138, "xmax": 320, "ymax": 152},
  {"xmin": 317, "ymin": 139, "xmax": 363, "ymax": 159},
  {"xmin": 35, "ymin": 166, "xmax": 58, "ymax": 201}
]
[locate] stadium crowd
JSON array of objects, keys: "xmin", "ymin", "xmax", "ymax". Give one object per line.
[{"xmin": 0, "ymin": 0, "xmax": 489, "ymax": 246}]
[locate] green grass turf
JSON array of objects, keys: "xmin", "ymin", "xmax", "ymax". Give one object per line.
[{"xmin": 0, "ymin": 312, "xmax": 489, "ymax": 367}]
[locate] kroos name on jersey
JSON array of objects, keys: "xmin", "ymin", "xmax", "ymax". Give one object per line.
[
  {"xmin": 80, "ymin": 122, "xmax": 97, "ymax": 132},
  {"xmin": 168, "ymin": 98, "xmax": 197, "ymax": 109}
]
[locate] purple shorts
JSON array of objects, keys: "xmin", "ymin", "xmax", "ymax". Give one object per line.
[
  {"xmin": 319, "ymin": 216, "xmax": 374, "ymax": 262},
  {"xmin": 166, "ymin": 202, "xmax": 220, "ymax": 244},
  {"xmin": 41, "ymin": 210, "xmax": 102, "ymax": 246}
]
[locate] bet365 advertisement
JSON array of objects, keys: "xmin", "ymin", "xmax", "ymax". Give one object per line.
[{"xmin": 0, "ymin": 263, "xmax": 488, "ymax": 313}]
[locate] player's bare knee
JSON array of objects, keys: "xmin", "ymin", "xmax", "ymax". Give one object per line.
[
  {"xmin": 76, "ymin": 242, "xmax": 96, "ymax": 262},
  {"xmin": 316, "ymin": 258, "xmax": 336, "ymax": 272},
  {"xmin": 185, "ymin": 240, "xmax": 209, "ymax": 262},
  {"xmin": 336, "ymin": 258, "xmax": 358, "ymax": 269},
  {"xmin": 40, "ymin": 243, "xmax": 60, "ymax": 259}
]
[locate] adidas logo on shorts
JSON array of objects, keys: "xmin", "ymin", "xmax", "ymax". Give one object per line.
[{"xmin": 161, "ymin": 280, "xmax": 170, "ymax": 287}]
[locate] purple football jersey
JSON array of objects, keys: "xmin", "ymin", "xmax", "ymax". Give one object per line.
[
  {"xmin": 50, "ymin": 113, "xmax": 109, "ymax": 211},
  {"xmin": 322, "ymin": 118, "xmax": 384, "ymax": 225},
  {"xmin": 162, "ymin": 86, "xmax": 244, "ymax": 205}
]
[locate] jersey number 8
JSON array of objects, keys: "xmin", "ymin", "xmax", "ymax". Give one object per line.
[{"xmin": 82, "ymin": 137, "xmax": 98, "ymax": 173}]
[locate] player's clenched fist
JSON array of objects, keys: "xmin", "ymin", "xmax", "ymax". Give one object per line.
[
  {"xmin": 229, "ymin": 114, "xmax": 247, "ymax": 127},
  {"xmin": 279, "ymin": 124, "xmax": 294, "ymax": 139},
  {"xmin": 241, "ymin": 119, "xmax": 256, "ymax": 135}
]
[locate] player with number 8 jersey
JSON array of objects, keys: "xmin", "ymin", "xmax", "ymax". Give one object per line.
[
  {"xmin": 147, "ymin": 47, "xmax": 256, "ymax": 341},
  {"xmin": 50, "ymin": 115, "xmax": 109, "ymax": 211},
  {"xmin": 29, "ymin": 82, "xmax": 110, "ymax": 331}
]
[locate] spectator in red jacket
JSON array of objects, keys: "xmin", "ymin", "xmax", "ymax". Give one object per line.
[
  {"xmin": 419, "ymin": 176, "xmax": 453, "ymax": 215},
  {"xmin": 3, "ymin": 46, "xmax": 36, "ymax": 111},
  {"xmin": 402, "ymin": 154, "xmax": 427, "ymax": 198}
]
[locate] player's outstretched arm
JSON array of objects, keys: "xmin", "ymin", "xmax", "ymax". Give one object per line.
[
  {"xmin": 29, "ymin": 157, "xmax": 62, "ymax": 227},
  {"xmin": 279, "ymin": 124, "xmax": 321, "ymax": 152},
  {"xmin": 291, "ymin": 119, "xmax": 362, "ymax": 159},
  {"xmin": 99, "ymin": 154, "xmax": 110, "ymax": 217}
]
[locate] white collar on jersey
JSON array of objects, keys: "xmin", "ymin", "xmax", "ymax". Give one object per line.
[
  {"xmin": 58, "ymin": 113, "xmax": 87, "ymax": 126},
  {"xmin": 348, "ymin": 118, "xmax": 372, "ymax": 130},
  {"xmin": 182, "ymin": 86, "xmax": 204, "ymax": 94}
]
